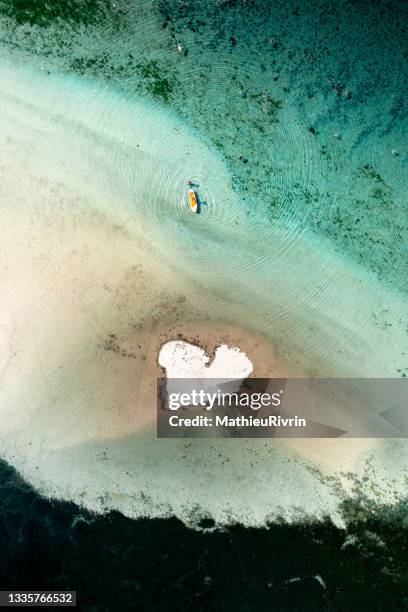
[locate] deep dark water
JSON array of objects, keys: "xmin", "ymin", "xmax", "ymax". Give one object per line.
[{"xmin": 0, "ymin": 461, "xmax": 407, "ymax": 611}]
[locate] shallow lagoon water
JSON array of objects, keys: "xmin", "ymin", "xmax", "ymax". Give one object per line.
[{"xmin": 0, "ymin": 1, "xmax": 407, "ymax": 528}]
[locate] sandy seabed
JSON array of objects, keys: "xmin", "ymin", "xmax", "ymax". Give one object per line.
[{"xmin": 0, "ymin": 58, "xmax": 407, "ymax": 527}]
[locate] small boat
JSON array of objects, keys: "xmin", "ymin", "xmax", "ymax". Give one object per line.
[{"xmin": 188, "ymin": 189, "xmax": 198, "ymax": 213}]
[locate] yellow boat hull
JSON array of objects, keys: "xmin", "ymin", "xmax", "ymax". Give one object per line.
[{"xmin": 188, "ymin": 189, "xmax": 198, "ymax": 213}]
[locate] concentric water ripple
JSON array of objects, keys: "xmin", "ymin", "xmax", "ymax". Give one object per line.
[
  {"xmin": 50, "ymin": 50, "xmax": 405, "ymax": 376},
  {"xmin": 81, "ymin": 71, "xmax": 320, "ymax": 311}
]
